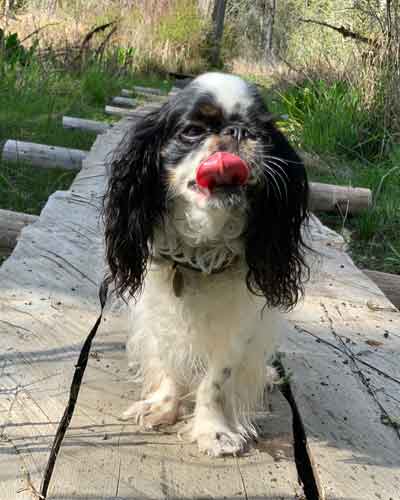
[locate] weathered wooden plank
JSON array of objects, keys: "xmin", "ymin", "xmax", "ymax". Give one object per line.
[
  {"xmin": 282, "ymin": 215, "xmax": 400, "ymax": 500},
  {"xmin": 2, "ymin": 140, "xmax": 87, "ymax": 170},
  {"xmin": 0, "ymin": 116, "xmax": 301, "ymax": 499},
  {"xmin": 62, "ymin": 116, "xmax": 113, "ymax": 134},
  {"xmin": 0, "ymin": 209, "xmax": 38, "ymax": 257}
]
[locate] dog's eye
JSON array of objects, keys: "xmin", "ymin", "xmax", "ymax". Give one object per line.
[{"xmin": 181, "ymin": 126, "xmax": 207, "ymax": 141}]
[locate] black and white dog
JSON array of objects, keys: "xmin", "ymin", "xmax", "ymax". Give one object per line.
[{"xmin": 104, "ymin": 73, "xmax": 308, "ymax": 457}]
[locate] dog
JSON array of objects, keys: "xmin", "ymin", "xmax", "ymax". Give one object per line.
[{"xmin": 103, "ymin": 72, "xmax": 309, "ymax": 457}]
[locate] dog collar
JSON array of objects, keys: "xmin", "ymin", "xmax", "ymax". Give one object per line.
[{"xmin": 153, "ymin": 253, "xmax": 239, "ymax": 298}]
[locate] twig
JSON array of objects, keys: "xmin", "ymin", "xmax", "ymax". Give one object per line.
[
  {"xmin": 21, "ymin": 24, "xmax": 60, "ymax": 44},
  {"xmin": 77, "ymin": 20, "xmax": 118, "ymax": 60},
  {"xmin": 320, "ymin": 302, "xmax": 400, "ymax": 440},
  {"xmin": 299, "ymin": 17, "xmax": 379, "ymax": 48},
  {"xmin": 40, "ymin": 280, "xmax": 109, "ymax": 498},
  {"xmin": 294, "ymin": 324, "xmax": 400, "ymax": 386}
]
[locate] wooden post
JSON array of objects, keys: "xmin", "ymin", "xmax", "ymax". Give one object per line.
[
  {"xmin": 2, "ymin": 140, "xmax": 87, "ymax": 170},
  {"xmin": 62, "ymin": 116, "xmax": 112, "ymax": 134},
  {"xmin": 0, "ymin": 209, "xmax": 38, "ymax": 257}
]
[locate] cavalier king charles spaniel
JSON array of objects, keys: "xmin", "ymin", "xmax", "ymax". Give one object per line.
[{"xmin": 104, "ymin": 72, "xmax": 309, "ymax": 457}]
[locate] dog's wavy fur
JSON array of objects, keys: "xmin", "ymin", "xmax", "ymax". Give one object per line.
[{"xmin": 104, "ymin": 73, "xmax": 309, "ymax": 456}]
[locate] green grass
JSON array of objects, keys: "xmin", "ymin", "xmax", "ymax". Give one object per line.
[
  {"xmin": 0, "ymin": 58, "xmax": 171, "ymax": 216},
  {"xmin": 268, "ymin": 79, "xmax": 385, "ymax": 160},
  {"xmin": 264, "ymin": 79, "xmax": 400, "ymax": 275},
  {"xmin": 307, "ymin": 156, "xmax": 400, "ymax": 275}
]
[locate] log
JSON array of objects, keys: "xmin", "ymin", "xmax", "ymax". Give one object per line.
[
  {"xmin": 133, "ymin": 85, "xmax": 164, "ymax": 96},
  {"xmin": 363, "ymin": 269, "xmax": 400, "ymax": 309},
  {"xmin": 309, "ymin": 182, "xmax": 372, "ymax": 214},
  {"xmin": 105, "ymin": 105, "xmax": 135, "ymax": 117},
  {"xmin": 120, "ymin": 88, "xmax": 134, "ymax": 97},
  {"xmin": 0, "ymin": 209, "xmax": 38, "ymax": 257},
  {"xmin": 105, "ymin": 104, "xmax": 160, "ymax": 117},
  {"xmin": 122, "ymin": 87, "xmax": 166, "ymax": 100},
  {"xmin": 111, "ymin": 96, "xmax": 136, "ymax": 108},
  {"xmin": 62, "ymin": 116, "xmax": 113, "ymax": 134},
  {"xmin": 2, "ymin": 140, "xmax": 87, "ymax": 170}
]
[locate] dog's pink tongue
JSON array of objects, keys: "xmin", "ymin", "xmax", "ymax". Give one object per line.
[{"xmin": 196, "ymin": 152, "xmax": 249, "ymax": 191}]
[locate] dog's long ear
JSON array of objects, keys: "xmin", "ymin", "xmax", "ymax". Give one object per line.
[
  {"xmin": 103, "ymin": 108, "xmax": 169, "ymax": 299},
  {"xmin": 245, "ymin": 118, "xmax": 309, "ymax": 310}
]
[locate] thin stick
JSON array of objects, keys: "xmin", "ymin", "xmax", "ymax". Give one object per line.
[
  {"xmin": 40, "ymin": 280, "xmax": 109, "ymax": 498},
  {"xmin": 294, "ymin": 324, "xmax": 400, "ymax": 386}
]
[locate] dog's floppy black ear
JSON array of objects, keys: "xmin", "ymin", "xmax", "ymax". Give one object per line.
[
  {"xmin": 103, "ymin": 108, "xmax": 168, "ymax": 298},
  {"xmin": 245, "ymin": 119, "xmax": 309, "ymax": 310}
]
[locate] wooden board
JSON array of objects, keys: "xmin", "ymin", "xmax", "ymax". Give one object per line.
[
  {"xmin": 1, "ymin": 102, "xmax": 399, "ymax": 499},
  {"xmin": 283, "ymin": 216, "xmax": 400, "ymax": 499},
  {"xmin": 0, "ymin": 117, "xmax": 302, "ymax": 499},
  {"xmin": 363, "ymin": 269, "xmax": 400, "ymax": 310}
]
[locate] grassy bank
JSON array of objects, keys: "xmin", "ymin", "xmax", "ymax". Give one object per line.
[
  {"xmin": 0, "ymin": 58, "xmax": 170, "ymax": 215},
  {"xmin": 266, "ymin": 79, "xmax": 400, "ymax": 275}
]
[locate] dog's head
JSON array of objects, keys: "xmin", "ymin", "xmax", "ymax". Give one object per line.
[{"xmin": 104, "ymin": 72, "xmax": 309, "ymax": 309}]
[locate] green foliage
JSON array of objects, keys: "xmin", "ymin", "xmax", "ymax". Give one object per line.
[
  {"xmin": 155, "ymin": 0, "xmax": 208, "ymax": 70},
  {"xmin": 0, "ymin": 29, "xmax": 37, "ymax": 66},
  {"xmin": 304, "ymin": 149, "xmax": 400, "ymax": 274},
  {"xmin": 157, "ymin": 1, "xmax": 204, "ymax": 47},
  {"xmin": 81, "ymin": 65, "xmax": 120, "ymax": 106},
  {"xmin": 0, "ymin": 54, "xmax": 168, "ymax": 216},
  {"xmin": 271, "ymin": 80, "xmax": 385, "ymax": 160}
]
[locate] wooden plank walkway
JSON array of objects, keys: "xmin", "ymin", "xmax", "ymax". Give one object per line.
[
  {"xmin": 284, "ymin": 219, "xmax": 400, "ymax": 500},
  {"xmin": 0, "ymin": 109, "xmax": 399, "ymax": 499},
  {"xmin": 0, "ymin": 116, "xmax": 301, "ymax": 499}
]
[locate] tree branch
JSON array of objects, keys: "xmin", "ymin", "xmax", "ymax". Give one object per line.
[{"xmin": 299, "ymin": 17, "xmax": 379, "ymax": 48}]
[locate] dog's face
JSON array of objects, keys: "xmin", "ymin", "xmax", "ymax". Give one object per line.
[
  {"xmin": 104, "ymin": 73, "xmax": 309, "ymax": 309},
  {"xmin": 162, "ymin": 73, "xmax": 268, "ymax": 211}
]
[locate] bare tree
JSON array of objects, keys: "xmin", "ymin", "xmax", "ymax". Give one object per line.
[
  {"xmin": 258, "ymin": 0, "xmax": 277, "ymax": 65},
  {"xmin": 199, "ymin": 0, "xmax": 227, "ymax": 66}
]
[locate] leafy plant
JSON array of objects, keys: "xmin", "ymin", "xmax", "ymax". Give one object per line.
[{"xmin": 0, "ymin": 29, "xmax": 37, "ymax": 66}]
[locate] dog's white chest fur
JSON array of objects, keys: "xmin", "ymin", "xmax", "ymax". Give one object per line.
[{"xmin": 124, "ymin": 247, "xmax": 283, "ymax": 455}]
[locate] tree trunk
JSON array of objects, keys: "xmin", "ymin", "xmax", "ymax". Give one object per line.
[
  {"xmin": 259, "ymin": 0, "xmax": 277, "ymax": 65},
  {"xmin": 199, "ymin": 0, "xmax": 227, "ymax": 66}
]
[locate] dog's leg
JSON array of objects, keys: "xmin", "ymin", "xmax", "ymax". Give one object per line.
[
  {"xmin": 120, "ymin": 373, "xmax": 181, "ymax": 428},
  {"xmin": 191, "ymin": 362, "xmax": 247, "ymax": 457}
]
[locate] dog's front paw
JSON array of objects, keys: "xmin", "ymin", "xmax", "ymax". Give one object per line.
[
  {"xmin": 194, "ymin": 429, "xmax": 247, "ymax": 457},
  {"xmin": 120, "ymin": 397, "xmax": 180, "ymax": 429}
]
